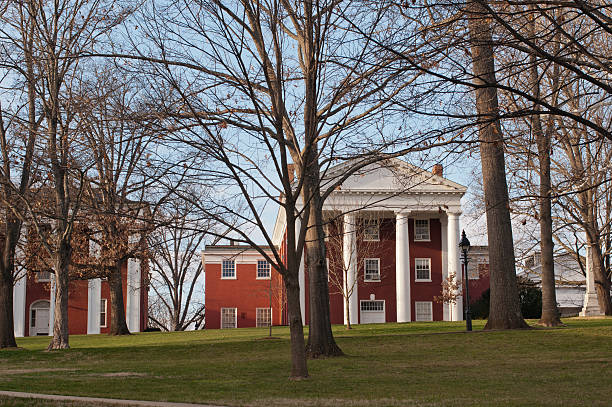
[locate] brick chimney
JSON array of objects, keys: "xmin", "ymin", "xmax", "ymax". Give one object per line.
[
  {"xmin": 287, "ymin": 163, "xmax": 295, "ymax": 183},
  {"xmin": 432, "ymin": 164, "xmax": 443, "ymax": 177}
]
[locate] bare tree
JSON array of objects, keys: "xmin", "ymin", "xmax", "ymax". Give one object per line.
[{"xmin": 147, "ymin": 202, "xmax": 209, "ymax": 332}]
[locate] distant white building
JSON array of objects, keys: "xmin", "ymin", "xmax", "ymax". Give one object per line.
[{"xmin": 519, "ymin": 252, "xmax": 586, "ymax": 316}]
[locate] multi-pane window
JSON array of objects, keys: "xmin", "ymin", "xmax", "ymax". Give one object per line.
[
  {"xmin": 222, "ymin": 259, "xmax": 236, "ymax": 279},
  {"xmin": 364, "ymin": 258, "xmax": 381, "ymax": 281},
  {"xmin": 100, "ymin": 299, "xmax": 107, "ymax": 327},
  {"xmin": 256, "ymin": 308, "xmax": 272, "ymax": 327},
  {"xmin": 415, "ymin": 258, "xmax": 431, "ymax": 281},
  {"xmin": 363, "ymin": 218, "xmax": 379, "ymax": 241},
  {"xmin": 415, "ymin": 301, "xmax": 433, "ymax": 321},
  {"xmin": 414, "ymin": 219, "xmax": 430, "ymax": 241},
  {"xmin": 30, "ymin": 309, "xmax": 36, "ymax": 328},
  {"xmin": 36, "ymin": 271, "xmax": 52, "ymax": 282},
  {"xmin": 257, "ymin": 260, "xmax": 271, "ymax": 279},
  {"xmin": 360, "ymin": 300, "xmax": 384, "ymax": 312},
  {"xmin": 221, "ymin": 307, "xmax": 237, "ymax": 329}
]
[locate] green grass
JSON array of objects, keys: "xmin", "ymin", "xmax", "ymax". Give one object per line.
[{"xmin": 2, "ymin": 318, "xmax": 612, "ymax": 406}]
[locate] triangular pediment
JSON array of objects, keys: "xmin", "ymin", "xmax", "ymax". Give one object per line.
[{"xmin": 321, "ymin": 158, "xmax": 466, "ymax": 195}]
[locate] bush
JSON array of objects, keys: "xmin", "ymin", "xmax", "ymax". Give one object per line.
[{"xmin": 468, "ymin": 277, "xmax": 542, "ymax": 320}]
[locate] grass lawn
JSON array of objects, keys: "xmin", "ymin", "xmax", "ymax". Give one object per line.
[{"xmin": 1, "ymin": 318, "xmax": 612, "ymax": 406}]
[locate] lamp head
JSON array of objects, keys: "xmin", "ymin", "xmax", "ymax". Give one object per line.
[{"xmin": 458, "ymin": 230, "xmax": 471, "ymax": 252}]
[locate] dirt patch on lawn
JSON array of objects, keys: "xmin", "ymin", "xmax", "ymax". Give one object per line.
[
  {"xmin": 0, "ymin": 368, "xmax": 75, "ymax": 376},
  {"xmin": 95, "ymin": 372, "xmax": 149, "ymax": 378}
]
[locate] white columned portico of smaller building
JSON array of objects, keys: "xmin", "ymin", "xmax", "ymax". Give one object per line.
[
  {"xmin": 395, "ymin": 212, "xmax": 411, "ymax": 322},
  {"xmin": 12, "ymin": 272, "xmax": 27, "ymax": 337},
  {"xmin": 580, "ymin": 244, "xmax": 602, "ymax": 316},
  {"xmin": 440, "ymin": 216, "xmax": 450, "ymax": 321},
  {"xmin": 343, "ymin": 213, "xmax": 358, "ymax": 325},
  {"xmin": 49, "ymin": 273, "xmax": 56, "ymax": 336},
  {"xmin": 447, "ymin": 212, "xmax": 463, "ymax": 321},
  {"xmin": 295, "ymin": 217, "xmax": 306, "ymax": 325}
]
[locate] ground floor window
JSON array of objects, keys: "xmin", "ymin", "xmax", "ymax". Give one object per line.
[
  {"xmin": 256, "ymin": 308, "xmax": 272, "ymax": 327},
  {"xmin": 360, "ymin": 300, "xmax": 384, "ymax": 312},
  {"xmin": 415, "ymin": 301, "xmax": 433, "ymax": 321},
  {"xmin": 100, "ymin": 299, "xmax": 108, "ymax": 328},
  {"xmin": 221, "ymin": 307, "xmax": 237, "ymax": 329}
]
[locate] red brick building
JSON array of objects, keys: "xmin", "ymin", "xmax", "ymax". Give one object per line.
[
  {"xmin": 203, "ymin": 159, "xmax": 490, "ymax": 328},
  {"xmin": 13, "ymin": 260, "xmax": 148, "ymax": 337}
]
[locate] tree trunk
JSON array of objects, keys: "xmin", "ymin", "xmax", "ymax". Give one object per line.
[
  {"xmin": 48, "ymin": 246, "xmax": 70, "ymax": 350},
  {"xmin": 467, "ymin": 0, "xmax": 529, "ymax": 330},
  {"xmin": 302, "ymin": 155, "xmax": 343, "ymax": 358},
  {"xmin": 528, "ymin": 27, "xmax": 562, "ymax": 326},
  {"xmin": 284, "ymin": 264, "xmax": 309, "ymax": 378},
  {"xmin": 109, "ymin": 260, "xmax": 131, "ymax": 335},
  {"xmin": 589, "ymin": 242, "xmax": 612, "ymax": 315},
  {"xmin": 0, "ymin": 271, "xmax": 17, "ymax": 348}
]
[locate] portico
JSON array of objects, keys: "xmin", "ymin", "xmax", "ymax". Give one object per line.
[{"xmin": 291, "ymin": 158, "xmax": 467, "ymax": 324}]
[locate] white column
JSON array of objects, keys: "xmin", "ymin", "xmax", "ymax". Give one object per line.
[
  {"xmin": 87, "ymin": 278, "xmax": 102, "ymax": 334},
  {"xmin": 343, "ymin": 213, "xmax": 358, "ymax": 325},
  {"xmin": 295, "ymin": 217, "xmax": 306, "ymax": 325},
  {"xmin": 440, "ymin": 216, "xmax": 450, "ymax": 321},
  {"xmin": 447, "ymin": 213, "xmax": 462, "ymax": 321},
  {"xmin": 126, "ymin": 258, "xmax": 141, "ymax": 332},
  {"xmin": 12, "ymin": 272, "xmax": 27, "ymax": 337},
  {"xmin": 580, "ymin": 244, "xmax": 602, "ymax": 316},
  {"xmin": 49, "ymin": 273, "xmax": 56, "ymax": 336},
  {"xmin": 396, "ymin": 212, "xmax": 411, "ymax": 322}
]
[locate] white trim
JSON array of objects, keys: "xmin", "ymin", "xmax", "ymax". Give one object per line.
[
  {"xmin": 255, "ymin": 307, "xmax": 272, "ymax": 327},
  {"xmin": 29, "ymin": 300, "xmax": 51, "ymax": 336},
  {"xmin": 126, "ymin": 258, "xmax": 141, "ymax": 333},
  {"xmin": 363, "ymin": 258, "xmax": 381, "ymax": 282},
  {"xmin": 256, "ymin": 259, "xmax": 271, "ymax": 280},
  {"xmin": 221, "ymin": 259, "xmax": 236, "ymax": 279},
  {"xmin": 221, "ymin": 307, "xmax": 237, "ymax": 329},
  {"xmin": 100, "ymin": 298, "xmax": 108, "ymax": 328},
  {"xmin": 12, "ymin": 272, "xmax": 27, "ymax": 337},
  {"xmin": 415, "ymin": 258, "xmax": 432, "ymax": 282},
  {"xmin": 415, "ymin": 301, "xmax": 433, "ymax": 321},
  {"xmin": 87, "ymin": 278, "xmax": 102, "ymax": 334},
  {"xmin": 414, "ymin": 218, "xmax": 431, "ymax": 242}
]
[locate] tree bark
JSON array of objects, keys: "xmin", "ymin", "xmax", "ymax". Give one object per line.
[
  {"xmin": 467, "ymin": 0, "xmax": 529, "ymax": 330},
  {"xmin": 0, "ymin": 271, "xmax": 16, "ymax": 348},
  {"xmin": 109, "ymin": 260, "xmax": 130, "ymax": 335},
  {"xmin": 527, "ymin": 20, "xmax": 562, "ymax": 326},
  {"xmin": 48, "ymin": 245, "xmax": 70, "ymax": 350}
]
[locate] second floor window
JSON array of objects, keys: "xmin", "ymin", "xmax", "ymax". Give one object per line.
[
  {"xmin": 257, "ymin": 260, "xmax": 271, "ymax": 279},
  {"xmin": 222, "ymin": 259, "xmax": 236, "ymax": 279},
  {"xmin": 414, "ymin": 219, "xmax": 430, "ymax": 241},
  {"xmin": 364, "ymin": 258, "xmax": 381, "ymax": 281},
  {"xmin": 363, "ymin": 218, "xmax": 379, "ymax": 241}
]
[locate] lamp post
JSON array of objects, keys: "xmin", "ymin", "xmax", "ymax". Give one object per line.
[{"xmin": 459, "ymin": 230, "xmax": 472, "ymax": 331}]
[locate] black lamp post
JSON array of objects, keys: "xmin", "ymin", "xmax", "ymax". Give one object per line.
[{"xmin": 459, "ymin": 230, "xmax": 472, "ymax": 332}]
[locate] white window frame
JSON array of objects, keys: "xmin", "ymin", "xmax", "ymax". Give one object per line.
[
  {"xmin": 415, "ymin": 258, "xmax": 432, "ymax": 282},
  {"xmin": 256, "ymin": 307, "xmax": 272, "ymax": 327},
  {"xmin": 256, "ymin": 260, "xmax": 271, "ymax": 279},
  {"xmin": 221, "ymin": 259, "xmax": 236, "ymax": 279},
  {"xmin": 360, "ymin": 300, "xmax": 385, "ymax": 312},
  {"xmin": 100, "ymin": 299, "xmax": 108, "ymax": 328},
  {"xmin": 415, "ymin": 301, "xmax": 433, "ymax": 321},
  {"xmin": 362, "ymin": 218, "xmax": 380, "ymax": 241},
  {"xmin": 414, "ymin": 219, "xmax": 430, "ymax": 242},
  {"xmin": 36, "ymin": 271, "xmax": 52, "ymax": 282},
  {"xmin": 221, "ymin": 307, "xmax": 237, "ymax": 329},
  {"xmin": 363, "ymin": 258, "xmax": 381, "ymax": 282}
]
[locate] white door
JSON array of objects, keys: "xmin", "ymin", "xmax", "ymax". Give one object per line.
[
  {"xmin": 30, "ymin": 301, "xmax": 50, "ymax": 336},
  {"xmin": 360, "ymin": 300, "xmax": 385, "ymax": 324}
]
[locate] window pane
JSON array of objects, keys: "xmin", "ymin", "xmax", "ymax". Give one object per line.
[
  {"xmin": 415, "ymin": 302, "xmax": 433, "ymax": 321},
  {"xmin": 256, "ymin": 308, "xmax": 271, "ymax": 327},
  {"xmin": 364, "ymin": 258, "xmax": 380, "ymax": 281},
  {"xmin": 257, "ymin": 260, "xmax": 270, "ymax": 278},
  {"xmin": 415, "ymin": 259, "xmax": 431, "ymax": 280},
  {"xmin": 221, "ymin": 308, "xmax": 237, "ymax": 329},
  {"xmin": 363, "ymin": 219, "xmax": 379, "ymax": 241},
  {"xmin": 222, "ymin": 260, "xmax": 235, "ymax": 278},
  {"xmin": 415, "ymin": 219, "xmax": 430, "ymax": 241}
]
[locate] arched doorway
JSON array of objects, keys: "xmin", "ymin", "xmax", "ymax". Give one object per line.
[{"xmin": 29, "ymin": 300, "xmax": 50, "ymax": 336}]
